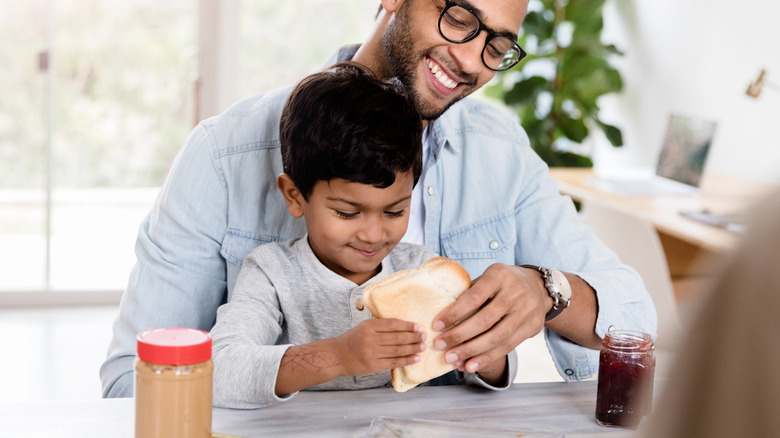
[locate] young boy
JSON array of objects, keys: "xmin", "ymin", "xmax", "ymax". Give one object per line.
[{"xmin": 209, "ymin": 63, "xmax": 516, "ymax": 409}]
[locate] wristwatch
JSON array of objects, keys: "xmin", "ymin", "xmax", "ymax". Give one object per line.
[{"xmin": 522, "ymin": 265, "xmax": 572, "ymax": 321}]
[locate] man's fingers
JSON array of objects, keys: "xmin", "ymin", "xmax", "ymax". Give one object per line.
[
  {"xmin": 433, "ymin": 273, "xmax": 496, "ymax": 331},
  {"xmin": 449, "ymin": 317, "xmax": 534, "ymax": 372},
  {"xmin": 434, "ymin": 293, "xmax": 507, "ymax": 352}
]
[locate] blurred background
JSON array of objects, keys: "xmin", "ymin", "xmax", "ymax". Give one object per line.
[{"xmin": 1, "ymin": 0, "xmax": 778, "ymax": 401}]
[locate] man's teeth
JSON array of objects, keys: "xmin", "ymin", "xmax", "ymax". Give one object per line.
[{"xmin": 427, "ymin": 59, "xmax": 458, "ymax": 90}]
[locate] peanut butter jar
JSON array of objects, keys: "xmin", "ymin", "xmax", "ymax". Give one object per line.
[{"xmin": 135, "ymin": 327, "xmax": 213, "ymax": 438}]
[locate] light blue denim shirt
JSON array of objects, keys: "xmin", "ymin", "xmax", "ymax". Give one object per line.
[{"xmin": 100, "ymin": 48, "xmax": 657, "ymax": 398}]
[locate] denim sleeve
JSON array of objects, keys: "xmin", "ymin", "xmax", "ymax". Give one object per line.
[
  {"xmin": 100, "ymin": 123, "xmax": 229, "ymax": 397},
  {"xmin": 512, "ymin": 133, "xmax": 658, "ymax": 380},
  {"xmin": 425, "ymin": 350, "xmax": 517, "ymax": 390}
]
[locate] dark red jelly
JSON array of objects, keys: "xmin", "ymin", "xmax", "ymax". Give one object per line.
[{"xmin": 595, "ymin": 330, "xmax": 655, "ymax": 428}]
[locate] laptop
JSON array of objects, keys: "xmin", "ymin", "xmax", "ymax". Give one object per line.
[{"xmin": 587, "ymin": 114, "xmax": 718, "ymax": 196}]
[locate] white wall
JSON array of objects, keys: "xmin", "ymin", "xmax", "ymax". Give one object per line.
[{"xmin": 595, "ymin": 0, "xmax": 780, "ymax": 184}]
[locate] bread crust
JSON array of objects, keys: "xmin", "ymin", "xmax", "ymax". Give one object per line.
[{"xmin": 362, "ymin": 257, "xmax": 472, "ymax": 392}]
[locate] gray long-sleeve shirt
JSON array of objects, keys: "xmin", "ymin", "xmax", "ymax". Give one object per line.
[{"xmin": 210, "ymin": 237, "xmax": 517, "ymax": 408}]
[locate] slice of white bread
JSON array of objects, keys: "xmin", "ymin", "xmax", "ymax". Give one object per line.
[{"xmin": 362, "ymin": 257, "xmax": 471, "ymax": 392}]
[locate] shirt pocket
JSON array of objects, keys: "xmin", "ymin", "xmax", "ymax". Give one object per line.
[
  {"xmin": 440, "ymin": 211, "xmax": 517, "ymax": 261},
  {"xmin": 221, "ymin": 229, "xmax": 282, "ymax": 267}
]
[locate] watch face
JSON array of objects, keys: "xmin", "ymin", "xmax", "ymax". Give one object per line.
[{"xmin": 550, "ymin": 269, "xmax": 572, "ymax": 302}]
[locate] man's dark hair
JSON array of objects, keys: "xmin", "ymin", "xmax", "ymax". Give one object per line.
[{"xmin": 279, "ymin": 62, "xmax": 423, "ymax": 200}]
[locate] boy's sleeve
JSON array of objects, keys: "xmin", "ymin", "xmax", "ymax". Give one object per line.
[{"xmin": 210, "ymin": 251, "xmax": 296, "ymax": 409}]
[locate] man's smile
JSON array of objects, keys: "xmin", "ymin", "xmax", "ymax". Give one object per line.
[{"xmin": 426, "ymin": 56, "xmax": 459, "ymax": 90}]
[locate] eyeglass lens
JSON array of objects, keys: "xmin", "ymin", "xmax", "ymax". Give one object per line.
[{"xmin": 439, "ymin": 3, "xmax": 521, "ymax": 71}]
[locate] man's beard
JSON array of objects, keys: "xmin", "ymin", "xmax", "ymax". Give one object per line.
[{"xmin": 381, "ymin": 5, "xmax": 467, "ymax": 120}]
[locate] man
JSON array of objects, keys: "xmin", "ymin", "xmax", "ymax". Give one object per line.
[{"xmin": 101, "ymin": 0, "xmax": 656, "ymax": 397}]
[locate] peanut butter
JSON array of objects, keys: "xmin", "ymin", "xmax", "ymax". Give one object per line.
[{"xmin": 135, "ymin": 328, "xmax": 213, "ymax": 438}]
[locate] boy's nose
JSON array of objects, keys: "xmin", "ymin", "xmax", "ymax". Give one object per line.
[{"xmin": 357, "ymin": 217, "xmax": 385, "ymax": 243}]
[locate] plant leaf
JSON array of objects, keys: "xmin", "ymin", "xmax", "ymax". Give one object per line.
[
  {"xmin": 559, "ymin": 115, "xmax": 589, "ymax": 142},
  {"xmin": 556, "ymin": 151, "xmax": 594, "ymax": 168},
  {"xmin": 503, "ymin": 76, "xmax": 549, "ymax": 105},
  {"xmin": 596, "ymin": 120, "xmax": 624, "ymax": 147},
  {"xmin": 521, "ymin": 10, "xmax": 554, "ymax": 41},
  {"xmin": 566, "ymin": 0, "xmax": 605, "ymax": 34}
]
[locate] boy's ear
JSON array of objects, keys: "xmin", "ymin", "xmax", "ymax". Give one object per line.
[{"xmin": 276, "ymin": 173, "xmax": 305, "ymax": 218}]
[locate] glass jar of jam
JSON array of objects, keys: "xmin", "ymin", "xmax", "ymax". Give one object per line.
[
  {"xmin": 135, "ymin": 327, "xmax": 213, "ymax": 438},
  {"xmin": 595, "ymin": 330, "xmax": 655, "ymax": 428}
]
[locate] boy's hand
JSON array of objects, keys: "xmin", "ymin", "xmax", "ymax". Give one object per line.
[{"xmin": 333, "ymin": 318, "xmax": 426, "ymax": 377}]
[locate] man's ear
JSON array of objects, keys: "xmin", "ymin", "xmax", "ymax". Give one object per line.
[
  {"xmin": 276, "ymin": 173, "xmax": 305, "ymax": 218},
  {"xmin": 381, "ymin": 0, "xmax": 404, "ymax": 14}
]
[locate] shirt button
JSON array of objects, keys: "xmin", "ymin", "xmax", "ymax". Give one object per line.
[
  {"xmin": 489, "ymin": 240, "xmax": 499, "ymax": 250},
  {"xmin": 608, "ymin": 325, "xmax": 616, "ymax": 332},
  {"xmin": 427, "ymin": 186, "xmax": 434, "ymax": 196},
  {"xmin": 564, "ymin": 369, "xmax": 575, "ymax": 376},
  {"xmin": 355, "ymin": 301, "xmax": 365, "ymax": 311}
]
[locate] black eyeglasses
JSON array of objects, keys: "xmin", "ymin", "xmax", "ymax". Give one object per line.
[{"xmin": 437, "ymin": 0, "xmax": 526, "ymax": 72}]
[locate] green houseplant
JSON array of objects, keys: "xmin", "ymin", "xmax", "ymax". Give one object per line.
[{"xmin": 486, "ymin": 0, "xmax": 623, "ymax": 167}]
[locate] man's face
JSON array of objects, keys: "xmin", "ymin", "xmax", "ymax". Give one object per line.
[
  {"xmin": 301, "ymin": 173, "xmax": 414, "ymax": 285},
  {"xmin": 382, "ymin": 0, "xmax": 527, "ymax": 120}
]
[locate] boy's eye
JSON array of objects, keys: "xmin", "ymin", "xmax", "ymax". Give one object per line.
[
  {"xmin": 335, "ymin": 210, "xmax": 359, "ymax": 219},
  {"xmin": 385, "ymin": 210, "xmax": 405, "ymax": 218}
]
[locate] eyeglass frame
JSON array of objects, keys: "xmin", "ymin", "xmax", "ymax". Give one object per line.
[{"xmin": 436, "ymin": 0, "xmax": 527, "ymax": 72}]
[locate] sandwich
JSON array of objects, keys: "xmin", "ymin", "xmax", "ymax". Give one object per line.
[{"xmin": 362, "ymin": 256, "xmax": 471, "ymax": 392}]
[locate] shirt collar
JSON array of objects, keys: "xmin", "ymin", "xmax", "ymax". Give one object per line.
[{"xmin": 321, "ymin": 44, "xmax": 361, "ymax": 70}]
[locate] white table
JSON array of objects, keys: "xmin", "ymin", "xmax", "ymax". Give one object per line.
[{"xmin": 1, "ymin": 381, "xmax": 642, "ymax": 437}]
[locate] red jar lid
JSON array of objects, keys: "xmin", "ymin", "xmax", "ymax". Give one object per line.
[{"xmin": 137, "ymin": 328, "xmax": 212, "ymax": 365}]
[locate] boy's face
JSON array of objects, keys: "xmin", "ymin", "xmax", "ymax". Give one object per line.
[{"xmin": 278, "ymin": 172, "xmax": 415, "ymax": 285}]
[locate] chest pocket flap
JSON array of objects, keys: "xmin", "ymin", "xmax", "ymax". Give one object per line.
[
  {"xmin": 221, "ymin": 229, "xmax": 280, "ymax": 267},
  {"xmin": 440, "ymin": 211, "xmax": 516, "ymax": 260}
]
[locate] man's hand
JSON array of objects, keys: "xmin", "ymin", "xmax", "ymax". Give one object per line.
[
  {"xmin": 431, "ymin": 263, "xmax": 551, "ymax": 374},
  {"xmin": 432, "ymin": 263, "xmax": 601, "ymax": 375},
  {"xmin": 333, "ymin": 318, "xmax": 425, "ymax": 377}
]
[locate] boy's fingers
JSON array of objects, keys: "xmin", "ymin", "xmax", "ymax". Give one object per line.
[
  {"xmin": 382, "ymin": 354, "xmax": 421, "ymax": 369},
  {"xmin": 377, "ymin": 330, "xmax": 425, "ymax": 347},
  {"xmin": 373, "ymin": 318, "xmax": 419, "ymax": 333},
  {"xmin": 380, "ymin": 342, "xmax": 426, "ymax": 359}
]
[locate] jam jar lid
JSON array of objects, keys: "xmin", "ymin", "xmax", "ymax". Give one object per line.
[{"xmin": 137, "ymin": 327, "xmax": 212, "ymax": 365}]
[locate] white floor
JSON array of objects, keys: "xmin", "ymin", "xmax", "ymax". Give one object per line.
[{"xmin": 0, "ymin": 305, "xmax": 566, "ymax": 402}]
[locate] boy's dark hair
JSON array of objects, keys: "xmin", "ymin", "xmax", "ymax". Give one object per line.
[{"xmin": 279, "ymin": 62, "xmax": 423, "ymax": 200}]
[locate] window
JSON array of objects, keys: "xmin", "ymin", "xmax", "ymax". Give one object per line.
[
  {"xmin": 237, "ymin": 1, "xmax": 377, "ymax": 97},
  {"xmin": 0, "ymin": 1, "xmax": 196, "ymax": 292},
  {"xmin": 1, "ymin": 1, "xmax": 378, "ymax": 298}
]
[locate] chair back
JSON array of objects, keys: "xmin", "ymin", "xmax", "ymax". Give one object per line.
[{"xmin": 583, "ymin": 201, "xmax": 682, "ymax": 351}]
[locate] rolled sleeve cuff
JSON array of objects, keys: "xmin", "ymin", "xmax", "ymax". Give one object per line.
[
  {"xmin": 577, "ymin": 270, "xmax": 658, "ymax": 339},
  {"xmin": 464, "ymin": 350, "xmax": 518, "ymax": 390}
]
